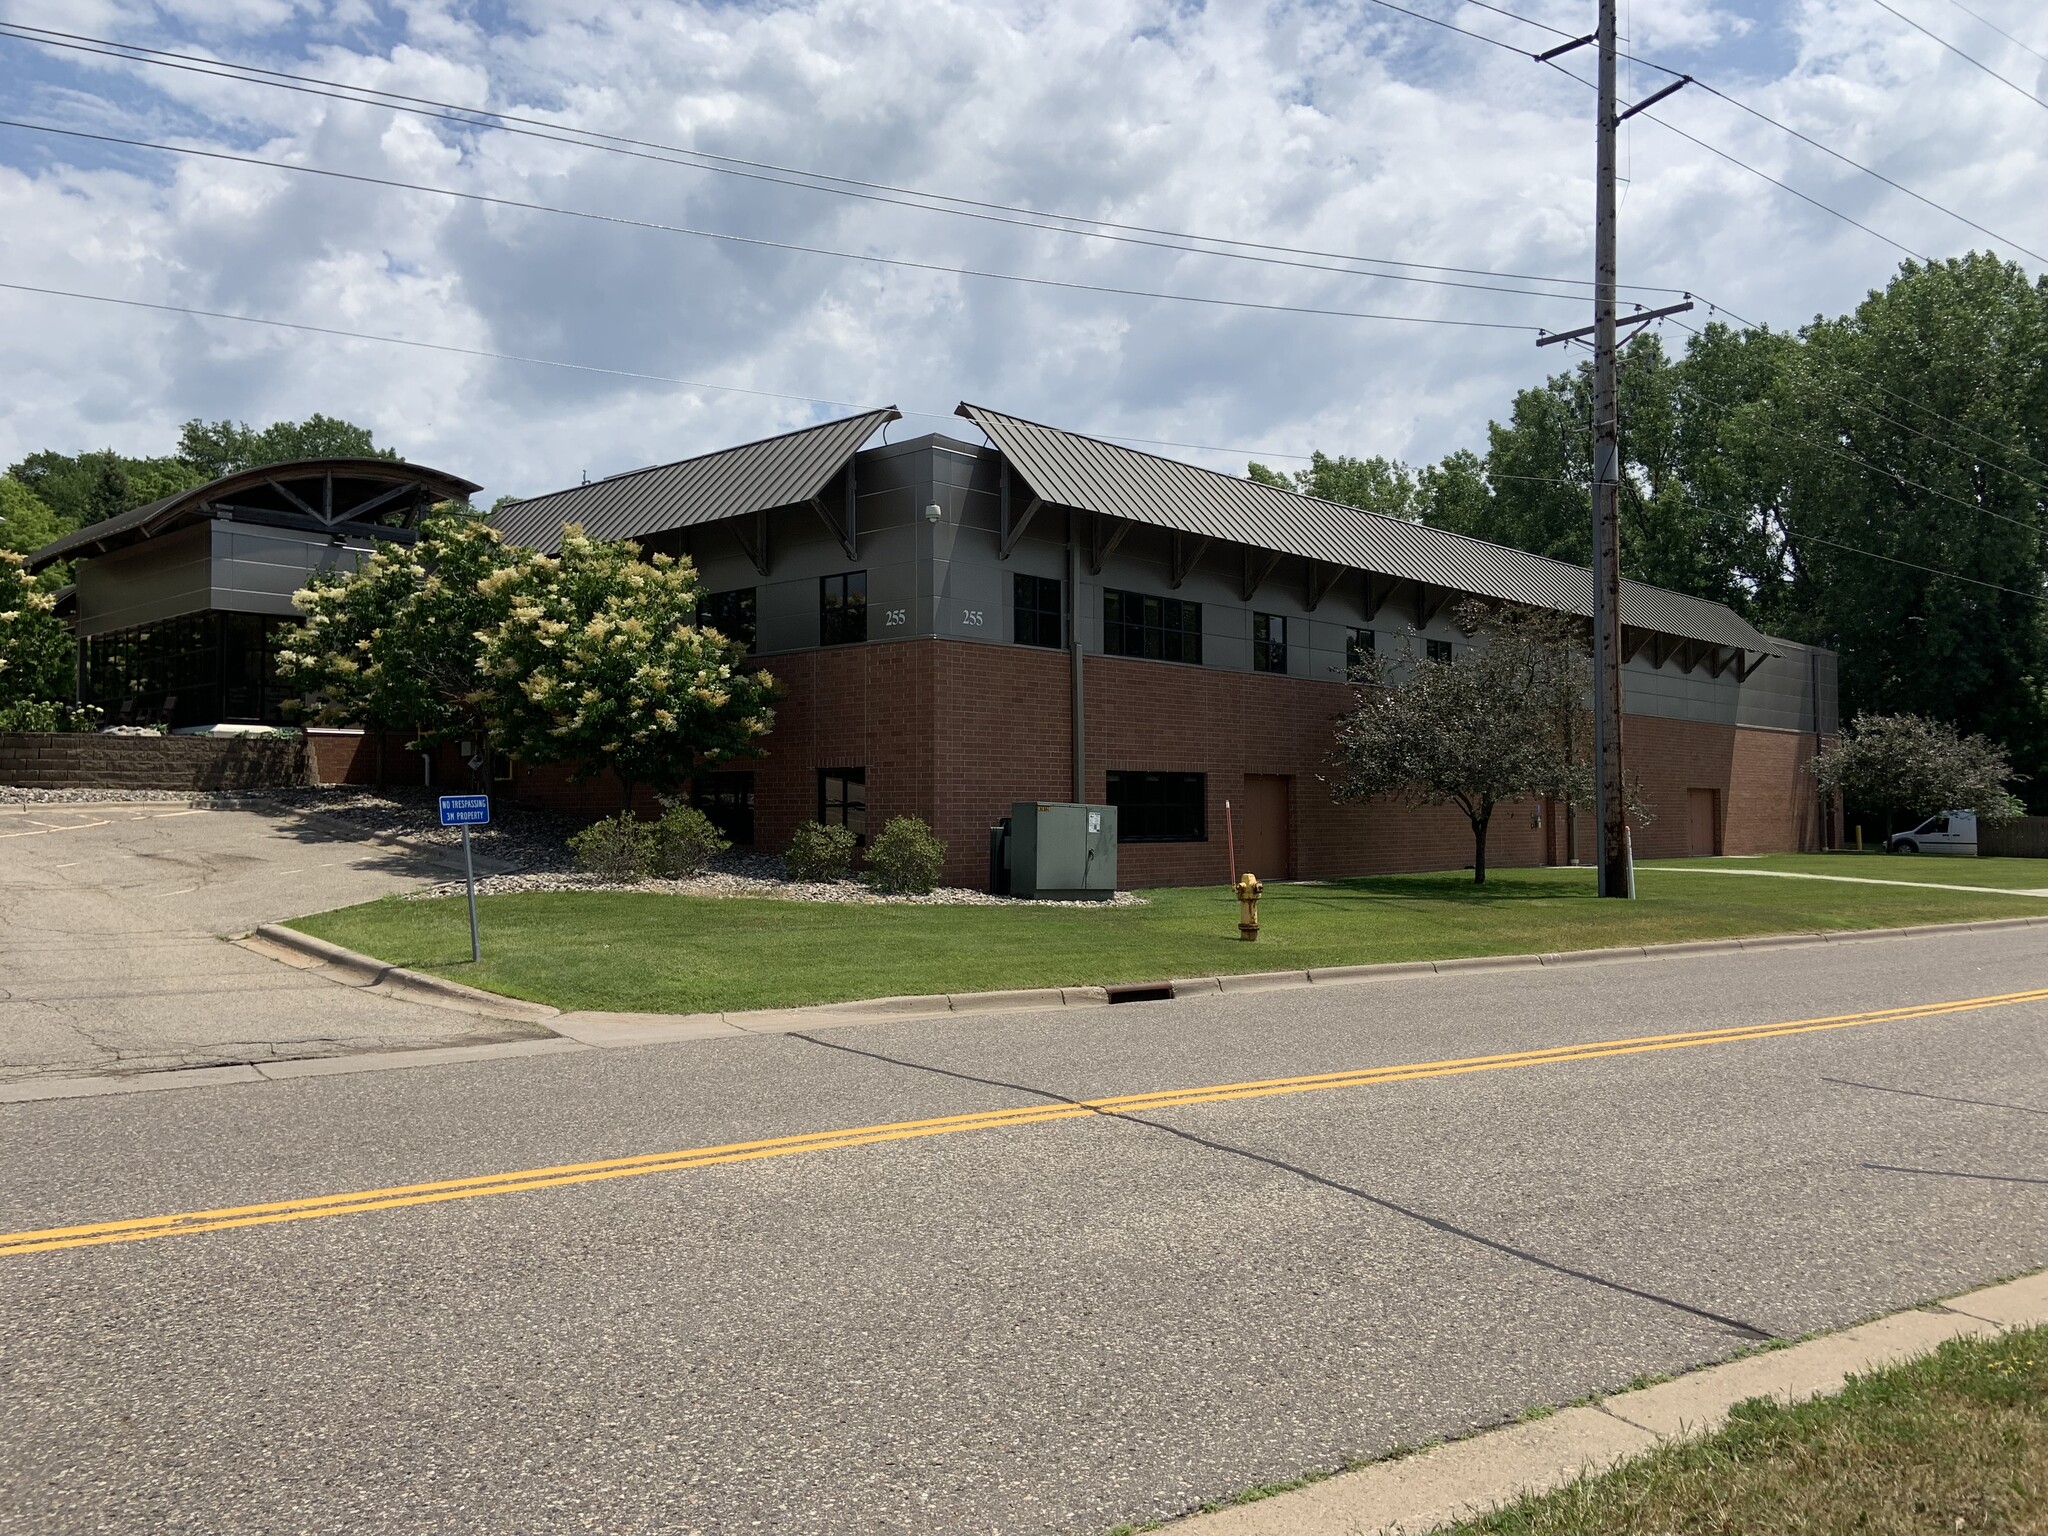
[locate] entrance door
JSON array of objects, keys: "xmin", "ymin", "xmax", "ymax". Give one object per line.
[
  {"xmin": 1686, "ymin": 788, "xmax": 1720, "ymax": 857},
  {"xmin": 1240, "ymin": 775, "xmax": 1292, "ymax": 880}
]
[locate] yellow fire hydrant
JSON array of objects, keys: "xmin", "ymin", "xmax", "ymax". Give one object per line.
[{"xmin": 1235, "ymin": 872, "xmax": 1263, "ymax": 941}]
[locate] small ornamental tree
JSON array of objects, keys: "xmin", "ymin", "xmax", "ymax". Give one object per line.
[
  {"xmin": 478, "ymin": 528, "xmax": 775, "ymax": 809},
  {"xmin": 1814, "ymin": 713, "xmax": 2025, "ymax": 834},
  {"xmin": 1332, "ymin": 601, "xmax": 1603, "ymax": 884},
  {"xmin": 277, "ymin": 509, "xmax": 521, "ymax": 775},
  {"xmin": 0, "ymin": 549, "xmax": 74, "ymax": 713}
]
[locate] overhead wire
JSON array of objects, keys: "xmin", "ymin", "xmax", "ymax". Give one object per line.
[
  {"xmin": 0, "ymin": 118, "xmax": 1555, "ymax": 334},
  {"xmin": 0, "ymin": 279, "xmax": 1329, "ymax": 464},
  {"xmin": 1944, "ymin": 0, "xmax": 2048, "ymax": 66},
  {"xmin": 0, "ymin": 22, "xmax": 1671, "ymax": 300},
  {"xmin": 1865, "ymin": 0, "xmax": 2048, "ymax": 111}
]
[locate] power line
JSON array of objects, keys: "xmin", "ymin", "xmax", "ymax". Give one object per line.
[
  {"xmin": 0, "ymin": 118, "xmax": 1553, "ymax": 334},
  {"xmin": 0, "ymin": 22, "xmax": 1675, "ymax": 301},
  {"xmin": 1670, "ymin": 377, "xmax": 2044, "ymax": 539},
  {"xmin": 0, "ymin": 279, "xmax": 1327, "ymax": 464},
  {"xmin": 1945, "ymin": 0, "xmax": 2048, "ymax": 65},
  {"xmin": 1680, "ymin": 297, "xmax": 2048, "ymax": 480},
  {"xmin": 1867, "ymin": 0, "xmax": 2048, "ymax": 111},
  {"xmin": 1689, "ymin": 79, "xmax": 2046, "ymax": 265}
]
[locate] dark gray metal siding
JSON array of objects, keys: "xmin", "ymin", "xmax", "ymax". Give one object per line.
[
  {"xmin": 492, "ymin": 409, "xmax": 900, "ymax": 553},
  {"xmin": 957, "ymin": 402, "xmax": 1775, "ymax": 654}
]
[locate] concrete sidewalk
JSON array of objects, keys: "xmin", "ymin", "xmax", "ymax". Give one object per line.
[{"xmin": 1178, "ymin": 1270, "xmax": 2048, "ymax": 1535}]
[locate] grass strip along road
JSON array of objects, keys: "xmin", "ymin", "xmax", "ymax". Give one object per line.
[
  {"xmin": 292, "ymin": 860, "xmax": 2048, "ymax": 1015},
  {"xmin": 1448, "ymin": 1326, "xmax": 2048, "ymax": 1534},
  {"xmin": 8, "ymin": 985, "xmax": 2045, "ymax": 1259}
]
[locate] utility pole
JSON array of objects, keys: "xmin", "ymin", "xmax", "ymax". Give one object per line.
[
  {"xmin": 1590, "ymin": 0, "xmax": 1629, "ymax": 899},
  {"xmin": 1534, "ymin": 13, "xmax": 1691, "ymax": 899}
]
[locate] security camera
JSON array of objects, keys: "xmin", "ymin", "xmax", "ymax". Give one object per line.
[{"xmin": 924, "ymin": 503, "xmax": 942, "ymax": 523}]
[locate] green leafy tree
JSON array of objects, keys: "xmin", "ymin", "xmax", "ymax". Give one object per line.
[
  {"xmin": 1814, "ymin": 713, "xmax": 2026, "ymax": 835},
  {"xmin": 1249, "ymin": 451, "xmax": 1421, "ymax": 520},
  {"xmin": 5, "ymin": 449, "xmax": 205, "ymax": 531},
  {"xmin": 0, "ymin": 479, "xmax": 63, "ymax": 555},
  {"xmin": 177, "ymin": 414, "xmax": 397, "ymax": 480},
  {"xmin": 478, "ymin": 528, "xmax": 776, "ymax": 810},
  {"xmin": 0, "ymin": 549, "xmax": 75, "ymax": 710},
  {"xmin": 277, "ymin": 510, "xmax": 520, "ymax": 770},
  {"xmin": 1331, "ymin": 601, "xmax": 1593, "ymax": 883}
]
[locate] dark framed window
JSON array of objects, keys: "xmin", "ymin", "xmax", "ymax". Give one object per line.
[
  {"xmin": 693, "ymin": 770, "xmax": 756, "ymax": 845},
  {"xmin": 819, "ymin": 767, "xmax": 867, "ymax": 839},
  {"xmin": 1346, "ymin": 629, "xmax": 1376, "ymax": 671},
  {"xmin": 80, "ymin": 611, "xmax": 296, "ymax": 728},
  {"xmin": 1252, "ymin": 613, "xmax": 1288, "ymax": 674},
  {"xmin": 1014, "ymin": 573, "xmax": 1063, "ymax": 648},
  {"xmin": 820, "ymin": 572, "xmax": 867, "ymax": 646},
  {"xmin": 1426, "ymin": 638, "xmax": 1453, "ymax": 664},
  {"xmin": 1106, "ymin": 771, "xmax": 1206, "ymax": 842},
  {"xmin": 1103, "ymin": 589, "xmax": 1202, "ymax": 665},
  {"xmin": 697, "ymin": 588, "xmax": 757, "ymax": 651}
]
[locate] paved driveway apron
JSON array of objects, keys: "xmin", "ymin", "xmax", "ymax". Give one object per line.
[
  {"xmin": 0, "ymin": 802, "xmax": 535, "ymax": 1081},
  {"xmin": 3, "ymin": 927, "xmax": 2047, "ymax": 1535}
]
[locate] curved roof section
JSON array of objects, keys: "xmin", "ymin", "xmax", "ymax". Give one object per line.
[
  {"xmin": 25, "ymin": 458, "xmax": 482, "ymax": 573},
  {"xmin": 491, "ymin": 408, "xmax": 901, "ymax": 553},
  {"xmin": 957, "ymin": 402, "xmax": 1775, "ymax": 654}
]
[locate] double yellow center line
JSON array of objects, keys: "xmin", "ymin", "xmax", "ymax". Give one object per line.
[{"xmin": 6, "ymin": 986, "xmax": 2044, "ymax": 1257}]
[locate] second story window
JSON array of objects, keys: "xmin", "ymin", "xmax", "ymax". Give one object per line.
[
  {"xmin": 1104, "ymin": 589, "xmax": 1202, "ymax": 665},
  {"xmin": 697, "ymin": 587, "xmax": 757, "ymax": 651},
  {"xmin": 1252, "ymin": 613, "xmax": 1288, "ymax": 674},
  {"xmin": 1014, "ymin": 573, "xmax": 1063, "ymax": 648},
  {"xmin": 1346, "ymin": 629, "xmax": 1375, "ymax": 672},
  {"xmin": 1426, "ymin": 638, "xmax": 1453, "ymax": 664},
  {"xmin": 821, "ymin": 571, "xmax": 867, "ymax": 646}
]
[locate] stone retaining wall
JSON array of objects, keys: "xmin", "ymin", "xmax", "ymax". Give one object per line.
[{"xmin": 0, "ymin": 733, "xmax": 308, "ymax": 791}]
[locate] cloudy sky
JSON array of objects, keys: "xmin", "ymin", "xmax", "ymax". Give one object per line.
[{"xmin": 0, "ymin": 0, "xmax": 2040, "ymax": 500}]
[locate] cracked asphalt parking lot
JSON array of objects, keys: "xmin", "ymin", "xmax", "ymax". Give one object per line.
[{"xmin": 0, "ymin": 801, "xmax": 545, "ymax": 1082}]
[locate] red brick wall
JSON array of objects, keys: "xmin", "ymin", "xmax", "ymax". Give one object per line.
[
  {"xmin": 307, "ymin": 729, "xmax": 470, "ymax": 789},
  {"xmin": 505, "ymin": 637, "xmax": 1823, "ymax": 887}
]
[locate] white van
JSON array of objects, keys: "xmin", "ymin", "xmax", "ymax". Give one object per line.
[{"xmin": 1886, "ymin": 810, "xmax": 1978, "ymax": 856}]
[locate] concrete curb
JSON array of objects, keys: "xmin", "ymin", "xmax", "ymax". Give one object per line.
[
  {"xmin": 257, "ymin": 912, "xmax": 2048, "ymax": 1048},
  {"xmin": 246, "ymin": 925, "xmax": 561, "ymax": 1024},
  {"xmin": 1174, "ymin": 1271, "xmax": 2048, "ymax": 1536},
  {"xmin": 13, "ymin": 911, "xmax": 2029, "ymax": 1104}
]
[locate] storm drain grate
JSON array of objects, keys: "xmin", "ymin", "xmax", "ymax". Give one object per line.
[{"xmin": 1104, "ymin": 981, "xmax": 1176, "ymax": 1005}]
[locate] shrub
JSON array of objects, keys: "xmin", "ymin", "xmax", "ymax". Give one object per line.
[
  {"xmin": 568, "ymin": 813, "xmax": 655, "ymax": 881},
  {"xmin": 785, "ymin": 820, "xmax": 857, "ymax": 881},
  {"xmin": 0, "ymin": 700, "xmax": 102, "ymax": 733},
  {"xmin": 649, "ymin": 799, "xmax": 729, "ymax": 878},
  {"xmin": 864, "ymin": 816, "xmax": 947, "ymax": 895}
]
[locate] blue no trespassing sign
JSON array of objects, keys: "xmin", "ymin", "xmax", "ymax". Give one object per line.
[{"xmin": 438, "ymin": 794, "xmax": 491, "ymax": 827}]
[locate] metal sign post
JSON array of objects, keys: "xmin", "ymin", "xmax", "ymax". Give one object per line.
[{"xmin": 438, "ymin": 794, "xmax": 490, "ymax": 962}]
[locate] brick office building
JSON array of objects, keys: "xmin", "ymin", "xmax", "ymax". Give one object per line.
[{"xmin": 492, "ymin": 405, "xmax": 1838, "ymax": 888}]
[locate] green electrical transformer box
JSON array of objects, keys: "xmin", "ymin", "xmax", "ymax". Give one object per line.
[{"xmin": 1008, "ymin": 802, "xmax": 1118, "ymax": 900}]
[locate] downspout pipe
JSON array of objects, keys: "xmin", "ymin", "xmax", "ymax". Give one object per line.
[{"xmin": 1069, "ymin": 511, "xmax": 1084, "ymax": 804}]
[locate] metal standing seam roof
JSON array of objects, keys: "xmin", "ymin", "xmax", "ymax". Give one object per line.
[
  {"xmin": 23, "ymin": 459, "xmax": 482, "ymax": 573},
  {"xmin": 956, "ymin": 402, "xmax": 1777, "ymax": 655},
  {"xmin": 490, "ymin": 408, "xmax": 902, "ymax": 553}
]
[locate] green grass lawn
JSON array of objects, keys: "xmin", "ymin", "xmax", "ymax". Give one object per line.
[
  {"xmin": 288, "ymin": 862, "xmax": 2048, "ymax": 1016},
  {"xmin": 1443, "ymin": 1325, "xmax": 2048, "ymax": 1535},
  {"xmin": 1640, "ymin": 851, "xmax": 2048, "ymax": 891}
]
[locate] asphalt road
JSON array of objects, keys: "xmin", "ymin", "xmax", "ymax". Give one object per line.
[
  {"xmin": 3, "ymin": 927, "xmax": 2046, "ymax": 1535},
  {"xmin": 0, "ymin": 802, "xmax": 541, "ymax": 1081}
]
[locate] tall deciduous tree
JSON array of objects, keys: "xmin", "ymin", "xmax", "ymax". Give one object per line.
[
  {"xmin": 1813, "ymin": 713, "xmax": 2025, "ymax": 835},
  {"xmin": 478, "ymin": 528, "xmax": 776, "ymax": 810},
  {"xmin": 177, "ymin": 414, "xmax": 397, "ymax": 481},
  {"xmin": 278, "ymin": 510, "xmax": 520, "ymax": 771},
  {"xmin": 0, "ymin": 550, "xmax": 74, "ymax": 710},
  {"xmin": 1330, "ymin": 601, "xmax": 1599, "ymax": 883}
]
